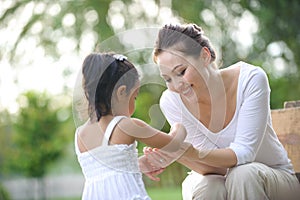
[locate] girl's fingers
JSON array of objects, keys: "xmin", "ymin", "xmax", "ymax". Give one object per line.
[
  {"xmin": 145, "ymin": 168, "xmax": 165, "ymax": 181},
  {"xmin": 143, "ymin": 146, "xmax": 154, "ymax": 154}
]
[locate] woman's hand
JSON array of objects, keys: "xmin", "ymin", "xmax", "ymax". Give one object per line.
[
  {"xmin": 144, "ymin": 147, "xmax": 175, "ymax": 168},
  {"xmin": 143, "ymin": 144, "xmax": 227, "ymax": 176},
  {"xmin": 144, "ymin": 142, "xmax": 191, "ymax": 168}
]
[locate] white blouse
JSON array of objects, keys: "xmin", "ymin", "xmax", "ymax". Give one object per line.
[{"xmin": 160, "ymin": 61, "xmax": 294, "ymax": 174}]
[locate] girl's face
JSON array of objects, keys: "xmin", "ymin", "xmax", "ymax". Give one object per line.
[
  {"xmin": 156, "ymin": 51, "xmax": 206, "ymax": 102},
  {"xmin": 127, "ymin": 81, "xmax": 140, "ymax": 116},
  {"xmin": 112, "ymin": 80, "xmax": 140, "ymax": 117}
]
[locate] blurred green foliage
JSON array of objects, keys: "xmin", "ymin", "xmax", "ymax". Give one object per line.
[
  {"xmin": 0, "ymin": 91, "xmax": 74, "ymax": 199},
  {"xmin": 9, "ymin": 91, "xmax": 73, "ymax": 178},
  {"xmin": 0, "ymin": 183, "xmax": 11, "ymax": 200},
  {"xmin": 1, "ymin": 0, "xmax": 299, "ymax": 108},
  {"xmin": 0, "ymin": 91, "xmax": 75, "ymax": 198},
  {"xmin": 0, "ymin": 110, "xmax": 12, "ymax": 177}
]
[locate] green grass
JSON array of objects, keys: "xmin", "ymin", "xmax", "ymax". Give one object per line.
[
  {"xmin": 50, "ymin": 198, "xmax": 79, "ymax": 200},
  {"xmin": 147, "ymin": 187, "xmax": 182, "ymax": 200},
  {"xmin": 51, "ymin": 187, "xmax": 182, "ymax": 200}
]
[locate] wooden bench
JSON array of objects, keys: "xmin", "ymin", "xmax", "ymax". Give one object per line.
[{"xmin": 271, "ymin": 100, "xmax": 300, "ymax": 182}]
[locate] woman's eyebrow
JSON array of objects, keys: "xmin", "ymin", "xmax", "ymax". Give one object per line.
[
  {"xmin": 160, "ymin": 64, "xmax": 184, "ymax": 76},
  {"xmin": 171, "ymin": 64, "xmax": 184, "ymax": 72}
]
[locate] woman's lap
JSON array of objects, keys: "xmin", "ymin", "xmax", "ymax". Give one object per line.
[
  {"xmin": 182, "ymin": 171, "xmax": 226, "ymax": 200},
  {"xmin": 182, "ymin": 162, "xmax": 300, "ymax": 200}
]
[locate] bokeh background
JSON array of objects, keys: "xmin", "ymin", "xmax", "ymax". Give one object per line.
[{"xmin": 0, "ymin": 0, "xmax": 299, "ymax": 199}]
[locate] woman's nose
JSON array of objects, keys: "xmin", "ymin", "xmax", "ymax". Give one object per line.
[{"xmin": 173, "ymin": 78, "xmax": 184, "ymax": 91}]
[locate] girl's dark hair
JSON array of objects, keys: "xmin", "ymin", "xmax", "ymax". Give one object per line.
[
  {"xmin": 153, "ymin": 23, "xmax": 216, "ymax": 63},
  {"xmin": 81, "ymin": 52, "xmax": 139, "ymax": 121}
]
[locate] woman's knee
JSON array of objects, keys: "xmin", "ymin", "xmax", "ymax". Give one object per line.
[
  {"xmin": 225, "ymin": 162, "xmax": 267, "ymax": 190},
  {"xmin": 182, "ymin": 173, "xmax": 226, "ymax": 200},
  {"xmin": 225, "ymin": 162, "xmax": 300, "ymax": 199},
  {"xmin": 226, "ymin": 162, "xmax": 262, "ymax": 181}
]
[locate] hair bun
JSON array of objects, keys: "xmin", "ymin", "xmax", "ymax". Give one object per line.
[
  {"xmin": 113, "ymin": 54, "xmax": 127, "ymax": 61},
  {"xmin": 192, "ymin": 24, "xmax": 204, "ymax": 35}
]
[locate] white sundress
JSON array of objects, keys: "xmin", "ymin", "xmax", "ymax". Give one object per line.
[{"xmin": 75, "ymin": 116, "xmax": 151, "ymax": 200}]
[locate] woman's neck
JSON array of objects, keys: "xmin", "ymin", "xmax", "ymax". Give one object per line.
[{"xmin": 195, "ymin": 68, "xmax": 226, "ymax": 105}]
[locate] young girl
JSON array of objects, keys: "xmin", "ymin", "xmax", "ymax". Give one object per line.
[{"xmin": 73, "ymin": 52, "xmax": 190, "ymax": 200}]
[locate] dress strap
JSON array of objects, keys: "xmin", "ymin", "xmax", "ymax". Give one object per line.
[
  {"xmin": 102, "ymin": 116, "xmax": 126, "ymax": 146},
  {"xmin": 74, "ymin": 128, "xmax": 80, "ymax": 155}
]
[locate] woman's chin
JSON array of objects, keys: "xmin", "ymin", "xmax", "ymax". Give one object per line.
[{"xmin": 182, "ymin": 91, "xmax": 198, "ymax": 103}]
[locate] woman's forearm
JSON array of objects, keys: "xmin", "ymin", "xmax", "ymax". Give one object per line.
[
  {"xmin": 200, "ymin": 148, "xmax": 237, "ymax": 168},
  {"xmin": 142, "ymin": 143, "xmax": 230, "ymax": 175},
  {"xmin": 177, "ymin": 146, "xmax": 227, "ymax": 175}
]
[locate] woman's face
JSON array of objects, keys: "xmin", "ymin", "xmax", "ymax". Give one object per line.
[{"xmin": 156, "ymin": 51, "xmax": 206, "ymax": 102}]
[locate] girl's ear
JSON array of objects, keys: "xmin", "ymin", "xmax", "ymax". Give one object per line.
[
  {"xmin": 116, "ymin": 85, "xmax": 127, "ymax": 101},
  {"xmin": 200, "ymin": 47, "xmax": 211, "ymax": 66}
]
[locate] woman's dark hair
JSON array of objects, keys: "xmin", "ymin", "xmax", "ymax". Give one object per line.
[
  {"xmin": 153, "ymin": 23, "xmax": 216, "ymax": 63},
  {"xmin": 81, "ymin": 52, "xmax": 139, "ymax": 121}
]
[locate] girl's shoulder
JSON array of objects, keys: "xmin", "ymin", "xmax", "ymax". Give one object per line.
[
  {"xmin": 77, "ymin": 121, "xmax": 102, "ymax": 138},
  {"xmin": 75, "ymin": 120, "xmax": 104, "ymax": 153}
]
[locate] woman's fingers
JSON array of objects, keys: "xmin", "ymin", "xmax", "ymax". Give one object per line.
[
  {"xmin": 143, "ymin": 146, "xmax": 178, "ymax": 171},
  {"xmin": 146, "ymin": 150, "xmax": 174, "ymax": 168}
]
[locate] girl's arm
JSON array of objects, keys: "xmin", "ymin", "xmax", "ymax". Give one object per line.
[
  {"xmin": 119, "ymin": 118, "xmax": 187, "ymax": 152},
  {"xmin": 122, "ymin": 118, "xmax": 228, "ymax": 175}
]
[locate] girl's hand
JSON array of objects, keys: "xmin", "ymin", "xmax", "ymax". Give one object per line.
[
  {"xmin": 139, "ymin": 150, "xmax": 165, "ymax": 181},
  {"xmin": 143, "ymin": 168, "xmax": 165, "ymax": 181}
]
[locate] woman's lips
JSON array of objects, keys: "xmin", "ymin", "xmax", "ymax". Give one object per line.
[{"xmin": 181, "ymin": 86, "xmax": 193, "ymax": 97}]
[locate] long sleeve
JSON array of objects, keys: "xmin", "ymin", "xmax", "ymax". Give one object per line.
[{"xmin": 229, "ymin": 67, "xmax": 270, "ymax": 165}]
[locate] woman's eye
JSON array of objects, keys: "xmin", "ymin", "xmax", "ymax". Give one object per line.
[
  {"xmin": 163, "ymin": 77, "xmax": 171, "ymax": 83},
  {"xmin": 179, "ymin": 69, "xmax": 186, "ymax": 76}
]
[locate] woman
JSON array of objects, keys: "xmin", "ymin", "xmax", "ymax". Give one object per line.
[{"xmin": 145, "ymin": 23, "xmax": 300, "ymax": 200}]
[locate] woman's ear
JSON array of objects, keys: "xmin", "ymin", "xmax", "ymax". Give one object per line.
[
  {"xmin": 200, "ymin": 47, "xmax": 211, "ymax": 66},
  {"xmin": 116, "ymin": 85, "xmax": 127, "ymax": 101}
]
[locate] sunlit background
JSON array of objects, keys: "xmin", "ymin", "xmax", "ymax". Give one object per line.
[{"xmin": 0, "ymin": 0, "xmax": 299, "ymax": 199}]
